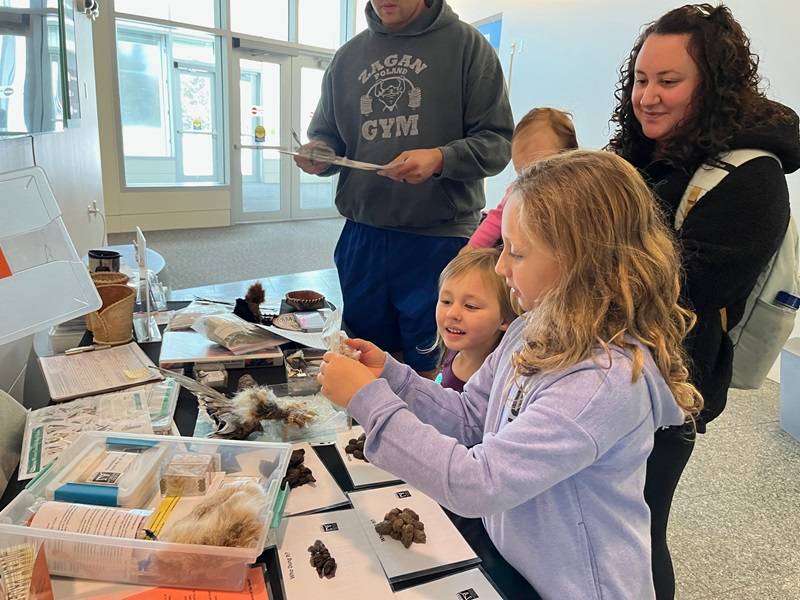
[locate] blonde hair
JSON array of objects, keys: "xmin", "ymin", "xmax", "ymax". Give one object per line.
[
  {"xmin": 509, "ymin": 150, "xmax": 702, "ymax": 419},
  {"xmin": 513, "ymin": 107, "xmax": 579, "ymax": 149},
  {"xmin": 425, "ymin": 248, "xmax": 518, "ymax": 361}
]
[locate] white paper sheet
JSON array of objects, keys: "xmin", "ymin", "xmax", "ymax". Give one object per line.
[
  {"xmin": 279, "ymin": 149, "xmax": 386, "ymax": 171},
  {"xmin": 39, "ymin": 342, "xmax": 162, "ymax": 401},
  {"xmin": 348, "ymin": 484, "xmax": 479, "ymax": 582},
  {"xmin": 284, "ymin": 442, "xmax": 349, "ymax": 517},
  {"xmin": 19, "ymin": 394, "xmax": 154, "ymax": 480},
  {"xmin": 276, "ymin": 509, "xmax": 394, "ymax": 600},
  {"xmin": 394, "ymin": 568, "xmax": 504, "ymax": 600},
  {"xmin": 334, "ymin": 426, "xmax": 403, "ymax": 488}
]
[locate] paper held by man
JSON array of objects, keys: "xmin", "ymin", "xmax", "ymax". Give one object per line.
[{"xmin": 279, "ymin": 148, "xmax": 387, "ymax": 171}]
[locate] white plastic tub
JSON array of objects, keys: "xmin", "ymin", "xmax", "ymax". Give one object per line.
[{"xmin": 0, "ymin": 431, "xmax": 291, "ymax": 591}]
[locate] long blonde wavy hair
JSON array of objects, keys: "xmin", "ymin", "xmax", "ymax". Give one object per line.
[{"xmin": 509, "ymin": 150, "xmax": 703, "ymax": 419}]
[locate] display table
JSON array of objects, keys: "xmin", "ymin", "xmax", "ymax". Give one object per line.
[{"xmin": 1, "ymin": 272, "xmax": 541, "ymax": 599}]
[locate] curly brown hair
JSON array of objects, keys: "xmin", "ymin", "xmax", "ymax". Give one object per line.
[{"xmin": 608, "ymin": 3, "xmax": 793, "ymax": 170}]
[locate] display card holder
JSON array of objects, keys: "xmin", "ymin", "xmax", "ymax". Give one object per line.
[{"xmin": 0, "ymin": 167, "xmax": 101, "ymax": 346}]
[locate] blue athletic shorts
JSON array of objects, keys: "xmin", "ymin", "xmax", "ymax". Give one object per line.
[{"xmin": 334, "ymin": 220, "xmax": 466, "ymax": 372}]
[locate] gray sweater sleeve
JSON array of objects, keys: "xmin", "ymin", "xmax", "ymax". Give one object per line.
[{"xmin": 438, "ymin": 38, "xmax": 513, "ymax": 182}]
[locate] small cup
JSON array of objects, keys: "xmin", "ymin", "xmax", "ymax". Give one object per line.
[{"xmin": 88, "ymin": 249, "xmax": 121, "ymax": 273}]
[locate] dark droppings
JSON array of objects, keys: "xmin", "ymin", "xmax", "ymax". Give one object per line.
[
  {"xmin": 308, "ymin": 539, "xmax": 337, "ymax": 578},
  {"xmin": 283, "ymin": 448, "xmax": 316, "ymax": 489},
  {"xmin": 344, "ymin": 433, "xmax": 368, "ymax": 462},
  {"xmin": 374, "ymin": 507, "xmax": 426, "ymax": 548}
]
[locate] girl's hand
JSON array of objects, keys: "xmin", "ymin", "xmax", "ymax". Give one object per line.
[
  {"xmin": 344, "ymin": 338, "xmax": 386, "ymax": 377},
  {"xmin": 318, "ymin": 353, "xmax": 377, "ymax": 408}
]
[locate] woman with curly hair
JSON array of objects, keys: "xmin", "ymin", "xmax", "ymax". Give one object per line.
[{"xmin": 609, "ymin": 4, "xmax": 800, "ymax": 598}]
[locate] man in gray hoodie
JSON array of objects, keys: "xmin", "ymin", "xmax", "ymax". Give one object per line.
[{"xmin": 296, "ymin": 0, "xmax": 513, "ymax": 375}]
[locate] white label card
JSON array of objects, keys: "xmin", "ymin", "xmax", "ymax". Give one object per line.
[
  {"xmin": 276, "ymin": 509, "xmax": 394, "ymax": 600},
  {"xmin": 284, "ymin": 442, "xmax": 349, "ymax": 517},
  {"xmin": 334, "ymin": 426, "xmax": 403, "ymax": 488},
  {"xmin": 348, "ymin": 484, "xmax": 479, "ymax": 582}
]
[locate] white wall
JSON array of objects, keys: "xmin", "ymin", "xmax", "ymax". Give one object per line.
[
  {"xmin": 0, "ymin": 13, "xmax": 103, "ymax": 400},
  {"xmin": 451, "ymin": 0, "xmax": 800, "ymax": 213},
  {"xmin": 452, "ymin": 0, "xmax": 800, "ymax": 378}
]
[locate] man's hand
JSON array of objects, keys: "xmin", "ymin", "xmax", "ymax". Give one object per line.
[
  {"xmin": 318, "ymin": 352, "xmax": 377, "ymax": 408},
  {"xmin": 293, "ymin": 141, "xmax": 332, "ymax": 175},
  {"xmin": 378, "ymin": 148, "xmax": 444, "ymax": 184}
]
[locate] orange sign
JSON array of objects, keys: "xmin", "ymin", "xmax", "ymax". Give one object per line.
[{"xmin": 0, "ymin": 246, "xmax": 12, "ymax": 279}]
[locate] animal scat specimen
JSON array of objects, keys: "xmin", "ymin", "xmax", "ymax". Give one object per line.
[
  {"xmin": 344, "ymin": 433, "xmax": 367, "ymax": 461},
  {"xmin": 374, "ymin": 507, "xmax": 426, "ymax": 548},
  {"xmin": 282, "ymin": 448, "xmax": 316, "ymax": 488},
  {"xmin": 308, "ymin": 539, "xmax": 337, "ymax": 578}
]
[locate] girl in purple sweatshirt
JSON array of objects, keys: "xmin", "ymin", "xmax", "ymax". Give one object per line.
[{"xmin": 319, "ymin": 150, "xmax": 702, "ymax": 599}]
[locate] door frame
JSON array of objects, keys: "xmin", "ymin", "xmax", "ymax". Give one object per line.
[{"xmin": 229, "ymin": 39, "xmax": 337, "ymax": 224}]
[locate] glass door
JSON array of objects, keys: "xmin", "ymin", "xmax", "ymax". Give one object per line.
[
  {"xmin": 231, "ymin": 49, "xmax": 338, "ymax": 223},
  {"xmin": 232, "ymin": 52, "xmax": 289, "ymax": 221},
  {"xmin": 292, "ymin": 55, "xmax": 337, "ymax": 218}
]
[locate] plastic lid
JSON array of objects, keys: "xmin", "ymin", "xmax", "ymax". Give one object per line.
[
  {"xmin": 0, "ymin": 167, "xmax": 101, "ymax": 346},
  {"xmin": 775, "ymin": 291, "xmax": 800, "ymax": 311}
]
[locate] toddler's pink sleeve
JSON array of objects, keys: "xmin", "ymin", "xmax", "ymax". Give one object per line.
[{"xmin": 469, "ymin": 188, "xmax": 510, "ymax": 248}]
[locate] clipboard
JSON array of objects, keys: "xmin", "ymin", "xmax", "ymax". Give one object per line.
[
  {"xmin": 38, "ymin": 342, "xmax": 162, "ymax": 402},
  {"xmin": 279, "ymin": 149, "xmax": 387, "ymax": 171}
]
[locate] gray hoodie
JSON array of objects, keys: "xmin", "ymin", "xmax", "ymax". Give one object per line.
[
  {"xmin": 308, "ymin": 0, "xmax": 513, "ymax": 237},
  {"xmin": 348, "ymin": 317, "xmax": 687, "ymax": 599}
]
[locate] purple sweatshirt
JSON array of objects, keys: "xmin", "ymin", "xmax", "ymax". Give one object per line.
[{"xmin": 348, "ymin": 317, "xmax": 686, "ymax": 599}]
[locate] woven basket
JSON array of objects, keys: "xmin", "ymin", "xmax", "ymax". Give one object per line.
[
  {"xmin": 90, "ymin": 271, "xmax": 130, "ymax": 287},
  {"xmin": 86, "ymin": 272, "xmax": 131, "ymax": 331},
  {"xmin": 87, "ymin": 284, "xmax": 135, "ymax": 345},
  {"xmin": 285, "ymin": 289, "xmax": 326, "ymax": 310}
]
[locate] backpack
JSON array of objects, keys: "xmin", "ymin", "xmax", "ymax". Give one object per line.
[{"xmin": 675, "ymin": 148, "xmax": 800, "ymax": 390}]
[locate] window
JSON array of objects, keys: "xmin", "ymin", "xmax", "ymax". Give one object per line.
[
  {"xmin": 230, "ymin": 0, "xmax": 289, "ymax": 41},
  {"xmin": 116, "ymin": 21, "xmax": 224, "ymax": 186},
  {"xmin": 115, "ymin": 0, "xmax": 218, "ymax": 29},
  {"xmin": 298, "ymin": 0, "xmax": 341, "ymax": 48},
  {"xmin": 355, "ymin": 1, "xmax": 368, "ymax": 36}
]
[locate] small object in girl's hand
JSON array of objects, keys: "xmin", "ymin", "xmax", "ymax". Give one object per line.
[
  {"xmin": 344, "ymin": 433, "xmax": 368, "ymax": 462},
  {"xmin": 308, "ymin": 539, "xmax": 337, "ymax": 578}
]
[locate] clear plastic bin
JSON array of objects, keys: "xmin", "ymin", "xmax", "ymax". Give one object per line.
[{"xmin": 0, "ymin": 431, "xmax": 291, "ymax": 591}]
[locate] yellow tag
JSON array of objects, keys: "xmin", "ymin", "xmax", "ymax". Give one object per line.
[
  {"xmin": 254, "ymin": 124, "xmax": 266, "ymax": 143},
  {"xmin": 124, "ymin": 368, "xmax": 150, "ymax": 379}
]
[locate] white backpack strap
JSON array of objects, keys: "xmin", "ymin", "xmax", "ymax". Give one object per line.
[{"xmin": 674, "ymin": 148, "xmax": 782, "ymax": 230}]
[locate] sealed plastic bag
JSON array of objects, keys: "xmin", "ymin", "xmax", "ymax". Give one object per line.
[{"xmin": 193, "ymin": 313, "xmax": 282, "ymax": 355}]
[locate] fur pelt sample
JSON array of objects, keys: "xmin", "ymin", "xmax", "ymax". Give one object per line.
[
  {"xmin": 233, "ymin": 282, "xmax": 266, "ymax": 323},
  {"xmin": 158, "ymin": 481, "xmax": 267, "ymax": 548},
  {"xmin": 205, "ymin": 386, "xmax": 317, "ymax": 439}
]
